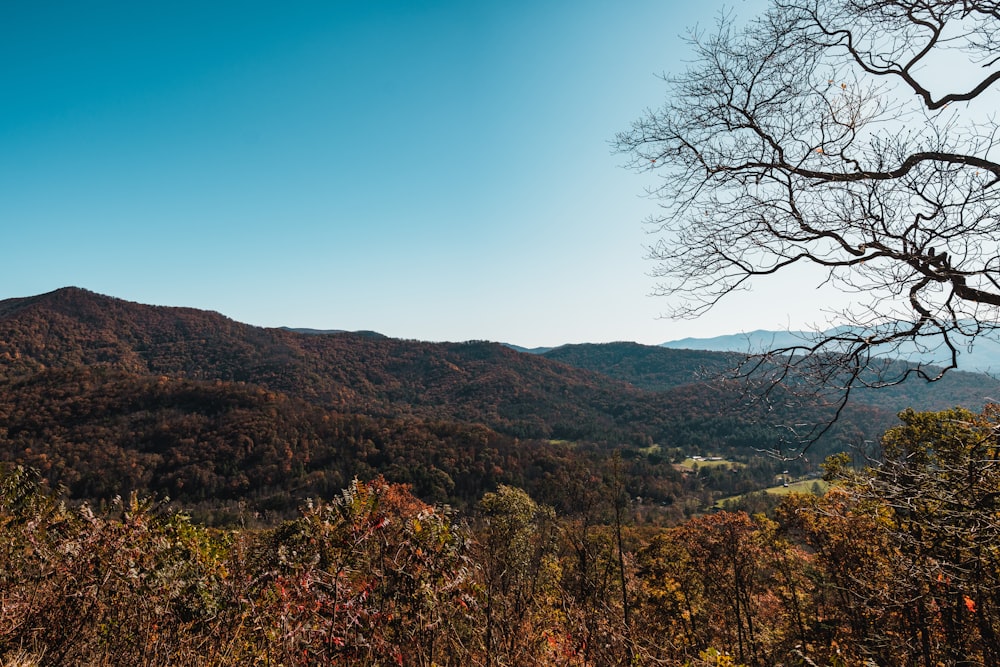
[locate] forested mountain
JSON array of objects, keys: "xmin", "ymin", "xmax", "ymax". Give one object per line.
[
  {"xmin": 0, "ymin": 288, "xmax": 659, "ymax": 438},
  {"xmin": 0, "ymin": 287, "xmax": 823, "ymax": 444},
  {"xmin": 1, "ymin": 287, "xmax": 993, "ymax": 515}
]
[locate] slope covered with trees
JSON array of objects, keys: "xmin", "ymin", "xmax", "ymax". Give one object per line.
[
  {"xmin": 0, "ymin": 288, "xmax": 701, "ymax": 441},
  {"xmin": 0, "ymin": 366, "xmax": 703, "ymax": 519}
]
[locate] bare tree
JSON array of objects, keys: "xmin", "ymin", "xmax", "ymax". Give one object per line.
[{"xmin": 616, "ymin": 0, "xmax": 1000, "ymax": 449}]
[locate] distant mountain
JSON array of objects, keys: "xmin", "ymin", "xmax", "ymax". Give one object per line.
[
  {"xmin": 661, "ymin": 330, "xmax": 820, "ymax": 354},
  {"xmin": 0, "ymin": 288, "xmax": 653, "ymax": 440},
  {"xmin": 282, "ymin": 327, "xmax": 387, "ymax": 338},
  {"xmin": 1, "ymin": 287, "xmax": 855, "ymax": 514},
  {"xmin": 3, "ymin": 289, "xmax": 993, "ymax": 435},
  {"xmin": 503, "ymin": 344, "xmax": 554, "ymax": 354},
  {"xmin": 661, "ymin": 327, "xmax": 1000, "ymax": 374}
]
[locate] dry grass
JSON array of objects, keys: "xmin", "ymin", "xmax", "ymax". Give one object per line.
[{"xmin": 2, "ymin": 650, "xmax": 42, "ymax": 667}]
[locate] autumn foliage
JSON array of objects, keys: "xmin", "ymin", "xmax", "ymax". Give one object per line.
[
  {"xmin": 2, "ymin": 404, "xmax": 998, "ymax": 666},
  {"xmin": 3, "ymin": 290, "xmax": 1000, "ymax": 663}
]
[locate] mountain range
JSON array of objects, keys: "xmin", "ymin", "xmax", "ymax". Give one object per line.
[
  {"xmin": 661, "ymin": 327, "xmax": 1000, "ymax": 374},
  {"xmin": 1, "ymin": 287, "xmax": 997, "ymax": 517}
]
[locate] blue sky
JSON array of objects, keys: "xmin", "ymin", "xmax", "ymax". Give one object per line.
[{"xmin": 0, "ymin": 0, "xmax": 844, "ymax": 347}]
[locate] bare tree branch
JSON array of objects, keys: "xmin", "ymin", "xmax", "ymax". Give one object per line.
[{"xmin": 617, "ymin": 0, "xmax": 1000, "ymax": 455}]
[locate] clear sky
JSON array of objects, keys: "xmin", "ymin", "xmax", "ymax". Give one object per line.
[{"xmin": 2, "ymin": 0, "xmax": 848, "ymax": 347}]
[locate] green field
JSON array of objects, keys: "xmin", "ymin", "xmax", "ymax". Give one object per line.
[
  {"xmin": 680, "ymin": 457, "xmax": 742, "ymax": 469},
  {"xmin": 763, "ymin": 479, "xmax": 828, "ymax": 495},
  {"xmin": 714, "ymin": 479, "xmax": 829, "ymax": 508}
]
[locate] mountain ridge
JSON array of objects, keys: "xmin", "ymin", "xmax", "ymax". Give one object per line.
[
  {"xmin": 3, "ymin": 288, "xmax": 995, "ymax": 422},
  {"xmin": 661, "ymin": 327, "xmax": 1000, "ymax": 374}
]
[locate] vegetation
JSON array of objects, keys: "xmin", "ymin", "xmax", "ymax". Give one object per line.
[
  {"xmin": 8, "ymin": 287, "xmax": 987, "ymax": 517},
  {"xmin": 3, "ymin": 404, "xmax": 999, "ymax": 665},
  {"xmin": 4, "ymin": 0, "xmax": 999, "ymax": 662},
  {"xmin": 2, "ymin": 288, "xmax": 999, "ymax": 662},
  {"xmin": 4, "ymin": 289, "xmax": 996, "ymax": 448}
]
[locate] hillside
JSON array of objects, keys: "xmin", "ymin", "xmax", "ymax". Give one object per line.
[
  {"xmin": 0, "ymin": 288, "xmax": 657, "ymax": 440},
  {"xmin": 542, "ymin": 342, "xmax": 741, "ymax": 391},
  {"xmin": 0, "ymin": 288, "xmax": 839, "ymax": 448},
  {"xmin": 4, "ymin": 366, "xmax": 678, "ymax": 516}
]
